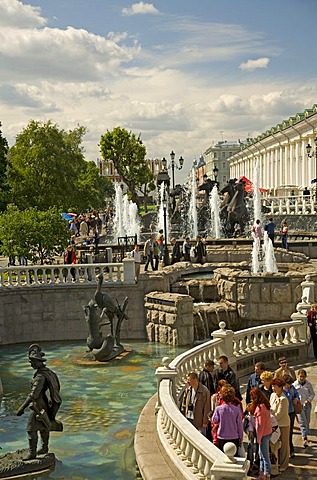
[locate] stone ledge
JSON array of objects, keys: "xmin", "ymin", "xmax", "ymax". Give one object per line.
[{"xmin": 134, "ymin": 394, "xmax": 184, "ymax": 480}]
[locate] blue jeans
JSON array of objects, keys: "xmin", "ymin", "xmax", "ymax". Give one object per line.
[
  {"xmin": 297, "ymin": 402, "xmax": 312, "ymax": 438},
  {"xmin": 259, "ymin": 433, "xmax": 271, "ymax": 474}
]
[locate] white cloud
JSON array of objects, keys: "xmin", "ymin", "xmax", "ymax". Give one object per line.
[
  {"xmin": 239, "ymin": 57, "xmax": 270, "ymax": 71},
  {"xmin": 122, "ymin": 2, "xmax": 159, "ymax": 16},
  {"xmin": 0, "ymin": 0, "xmax": 46, "ymax": 28},
  {"xmin": 0, "ymin": 26, "xmax": 140, "ymax": 82}
]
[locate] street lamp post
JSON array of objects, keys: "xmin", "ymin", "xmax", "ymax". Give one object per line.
[
  {"xmin": 162, "ymin": 189, "xmax": 170, "ymax": 266},
  {"xmin": 168, "ymin": 151, "xmax": 184, "ymax": 189},
  {"xmin": 306, "ymin": 136, "xmax": 317, "ymax": 201}
]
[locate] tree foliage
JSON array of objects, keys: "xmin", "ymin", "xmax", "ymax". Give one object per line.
[
  {"xmin": 0, "ymin": 205, "xmax": 69, "ymax": 265},
  {"xmin": 7, "ymin": 120, "xmax": 111, "ymax": 212},
  {"xmin": 0, "ymin": 122, "xmax": 10, "ymax": 212},
  {"xmin": 99, "ymin": 126, "xmax": 155, "ymax": 206}
]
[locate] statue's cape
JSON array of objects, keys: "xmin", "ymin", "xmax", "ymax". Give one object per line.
[{"xmin": 35, "ymin": 367, "xmax": 62, "ymax": 405}]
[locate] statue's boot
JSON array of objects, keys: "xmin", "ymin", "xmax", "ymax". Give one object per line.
[
  {"xmin": 37, "ymin": 431, "xmax": 49, "ymax": 455},
  {"xmin": 23, "ymin": 433, "xmax": 37, "ymax": 460}
]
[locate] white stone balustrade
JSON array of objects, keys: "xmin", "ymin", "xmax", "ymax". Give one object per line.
[
  {"xmin": 262, "ymin": 195, "xmax": 316, "ymax": 215},
  {"xmin": 0, "ymin": 259, "xmax": 136, "ymax": 287},
  {"xmin": 155, "ymin": 317, "xmax": 307, "ymax": 480},
  {"xmin": 157, "ymin": 379, "xmax": 247, "ymax": 480}
]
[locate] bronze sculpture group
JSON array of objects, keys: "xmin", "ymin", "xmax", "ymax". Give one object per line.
[{"xmin": 83, "ymin": 273, "xmax": 129, "ymax": 361}]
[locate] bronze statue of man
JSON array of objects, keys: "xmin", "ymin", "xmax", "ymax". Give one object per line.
[{"xmin": 16, "ymin": 344, "xmax": 62, "ymax": 460}]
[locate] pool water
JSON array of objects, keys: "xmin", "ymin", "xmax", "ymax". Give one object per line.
[{"xmin": 0, "ymin": 341, "xmax": 185, "ymax": 480}]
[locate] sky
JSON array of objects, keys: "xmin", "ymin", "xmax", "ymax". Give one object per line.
[{"xmin": 1, "ymin": 0, "xmax": 317, "ymax": 182}]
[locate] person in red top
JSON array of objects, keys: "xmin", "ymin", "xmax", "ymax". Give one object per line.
[
  {"xmin": 247, "ymin": 387, "xmax": 272, "ymax": 480},
  {"xmin": 63, "ymin": 245, "xmax": 77, "ymax": 281}
]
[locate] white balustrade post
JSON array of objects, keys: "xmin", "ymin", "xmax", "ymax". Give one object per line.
[
  {"xmin": 123, "ymin": 258, "xmax": 135, "ymax": 284},
  {"xmin": 155, "ymin": 357, "xmax": 178, "ymax": 410},
  {"xmin": 211, "ymin": 322, "xmax": 236, "ymax": 367},
  {"xmin": 301, "ymin": 275, "xmax": 315, "ymax": 304}
]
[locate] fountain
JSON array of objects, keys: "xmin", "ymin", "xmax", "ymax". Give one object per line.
[
  {"xmin": 0, "ymin": 341, "xmax": 185, "ymax": 480},
  {"xmin": 209, "ymin": 185, "xmax": 221, "ymax": 238},
  {"xmin": 263, "ymin": 231, "xmax": 278, "ymax": 273},
  {"xmin": 157, "ymin": 182, "xmax": 170, "ymax": 242},
  {"xmin": 188, "ymin": 167, "xmax": 198, "ymax": 239},
  {"xmin": 113, "ymin": 183, "xmax": 141, "ymax": 241}
]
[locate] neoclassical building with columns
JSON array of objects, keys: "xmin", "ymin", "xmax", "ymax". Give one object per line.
[{"xmin": 229, "ymin": 105, "xmax": 317, "ymax": 196}]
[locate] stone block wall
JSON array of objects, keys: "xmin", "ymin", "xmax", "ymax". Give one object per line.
[
  {"xmin": 0, "ymin": 282, "xmax": 149, "ymax": 345},
  {"xmin": 214, "ymin": 268, "xmax": 306, "ymax": 326},
  {"xmin": 145, "ymin": 291, "xmax": 194, "ymax": 346}
]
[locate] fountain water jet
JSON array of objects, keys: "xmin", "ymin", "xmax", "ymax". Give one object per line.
[
  {"xmin": 188, "ymin": 167, "xmax": 198, "ymax": 239},
  {"xmin": 209, "ymin": 185, "xmax": 221, "ymax": 238},
  {"xmin": 157, "ymin": 182, "xmax": 170, "ymax": 242},
  {"xmin": 263, "ymin": 232, "xmax": 278, "ymax": 273},
  {"xmin": 113, "ymin": 183, "xmax": 141, "ymax": 241}
]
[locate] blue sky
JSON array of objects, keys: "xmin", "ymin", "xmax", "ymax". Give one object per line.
[{"xmin": 1, "ymin": 0, "xmax": 317, "ymax": 181}]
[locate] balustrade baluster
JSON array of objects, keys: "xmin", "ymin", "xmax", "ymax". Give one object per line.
[
  {"xmin": 184, "ymin": 441, "xmax": 193, "ymax": 467},
  {"xmin": 267, "ymin": 329, "xmax": 274, "ymax": 347},
  {"xmin": 283, "ymin": 328, "xmax": 291, "ymax": 345},
  {"xmin": 252, "ymin": 333, "xmax": 260, "ymax": 350},
  {"xmin": 17, "ymin": 271, "xmax": 22, "ymax": 286},
  {"xmin": 275, "ymin": 329, "xmax": 282, "ymax": 346},
  {"xmin": 179, "ymin": 435, "xmax": 187, "ymax": 459},
  {"xmin": 292, "ymin": 325, "xmax": 299, "ymax": 343},
  {"xmin": 109, "ymin": 267, "xmax": 113, "ymax": 282},
  {"xmin": 245, "ymin": 336, "xmax": 252, "ymax": 353},
  {"xmin": 203, "ymin": 459, "xmax": 212, "ymax": 477},
  {"xmin": 197, "ymin": 453, "xmax": 206, "ymax": 479},
  {"xmin": 58, "ymin": 267, "xmax": 64, "ymax": 283},
  {"xmin": 34, "ymin": 269, "xmax": 39, "ymax": 285},
  {"xmin": 190, "ymin": 447, "xmax": 199, "ymax": 474},
  {"xmin": 239, "ymin": 337, "xmax": 246, "ymax": 355}
]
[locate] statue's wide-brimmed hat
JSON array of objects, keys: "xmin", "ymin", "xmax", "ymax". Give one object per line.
[{"xmin": 28, "ymin": 344, "xmax": 47, "ymax": 362}]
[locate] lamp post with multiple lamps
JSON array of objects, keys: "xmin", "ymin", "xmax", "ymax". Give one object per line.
[
  {"xmin": 162, "ymin": 151, "xmax": 184, "ymax": 189},
  {"xmin": 306, "ymin": 136, "xmax": 317, "ymax": 200}
]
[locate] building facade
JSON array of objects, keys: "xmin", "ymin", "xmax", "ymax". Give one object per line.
[
  {"xmin": 229, "ymin": 105, "xmax": 317, "ymax": 196},
  {"xmin": 204, "ymin": 140, "xmax": 242, "ymax": 190}
]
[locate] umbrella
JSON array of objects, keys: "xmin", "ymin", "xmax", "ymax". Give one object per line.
[{"xmin": 61, "ymin": 212, "xmax": 74, "ymax": 221}]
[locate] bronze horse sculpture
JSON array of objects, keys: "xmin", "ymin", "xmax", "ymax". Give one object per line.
[{"xmin": 220, "ymin": 180, "xmax": 249, "ymax": 236}]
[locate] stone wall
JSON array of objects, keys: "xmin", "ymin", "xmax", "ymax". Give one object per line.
[
  {"xmin": 214, "ymin": 268, "xmax": 313, "ymax": 326},
  {"xmin": 0, "ymin": 273, "xmax": 167, "ymax": 345},
  {"xmin": 144, "ymin": 291, "xmax": 194, "ymax": 346}
]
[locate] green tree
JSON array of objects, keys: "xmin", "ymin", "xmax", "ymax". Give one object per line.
[
  {"xmin": 0, "ymin": 205, "xmax": 69, "ymax": 265},
  {"xmin": 0, "ymin": 122, "xmax": 10, "ymax": 211},
  {"xmin": 76, "ymin": 161, "xmax": 115, "ymax": 210},
  {"xmin": 99, "ymin": 126, "xmax": 155, "ymax": 206},
  {"xmin": 7, "ymin": 120, "xmax": 87, "ymax": 211}
]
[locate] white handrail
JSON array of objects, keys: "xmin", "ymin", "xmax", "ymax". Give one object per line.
[
  {"xmin": 0, "ymin": 260, "xmax": 136, "ymax": 287},
  {"xmin": 156, "ymin": 318, "xmax": 307, "ymax": 480}
]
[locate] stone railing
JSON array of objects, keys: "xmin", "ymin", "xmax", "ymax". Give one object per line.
[
  {"xmin": 262, "ymin": 194, "xmax": 316, "ymax": 215},
  {"xmin": 0, "ymin": 259, "xmax": 136, "ymax": 287},
  {"xmin": 154, "ymin": 315, "xmax": 308, "ymax": 480}
]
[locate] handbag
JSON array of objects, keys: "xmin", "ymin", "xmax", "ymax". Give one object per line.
[{"xmin": 293, "ymin": 398, "xmax": 302, "ymax": 414}]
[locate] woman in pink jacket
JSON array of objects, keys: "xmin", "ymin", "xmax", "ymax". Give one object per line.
[{"xmin": 247, "ymin": 387, "xmax": 272, "ymax": 480}]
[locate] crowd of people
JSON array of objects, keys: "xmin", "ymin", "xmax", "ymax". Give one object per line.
[
  {"xmin": 251, "ymin": 217, "xmax": 289, "ymax": 251},
  {"xmin": 141, "ymin": 233, "xmax": 207, "ymax": 273},
  {"xmin": 179, "ymin": 354, "xmax": 315, "ymax": 480}
]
